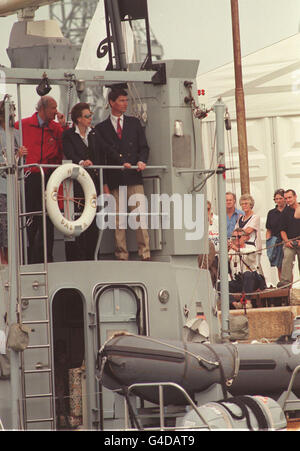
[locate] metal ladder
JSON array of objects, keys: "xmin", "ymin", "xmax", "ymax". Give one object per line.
[
  {"xmin": 17, "ymin": 168, "xmax": 56, "ymax": 430},
  {"xmin": 19, "ymin": 268, "xmax": 55, "ymax": 430},
  {"xmin": 4, "ymin": 98, "xmax": 56, "ymax": 430}
]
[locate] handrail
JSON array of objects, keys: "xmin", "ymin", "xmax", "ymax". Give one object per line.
[
  {"xmin": 19, "ymin": 163, "xmax": 167, "ymax": 170},
  {"xmin": 15, "ymin": 163, "xmax": 48, "ymax": 266},
  {"xmin": 19, "ymin": 162, "xmax": 167, "ymax": 194},
  {"xmin": 124, "ymin": 381, "xmax": 212, "ymax": 431},
  {"xmin": 12, "ymin": 162, "xmax": 167, "ymax": 261},
  {"xmin": 281, "ymin": 364, "xmax": 300, "ymax": 411}
]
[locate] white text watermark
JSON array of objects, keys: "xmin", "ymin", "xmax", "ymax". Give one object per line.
[{"xmin": 95, "ymin": 187, "xmax": 204, "ymax": 241}]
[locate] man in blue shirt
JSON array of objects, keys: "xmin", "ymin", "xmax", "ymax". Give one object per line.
[{"xmin": 226, "ymin": 192, "xmax": 243, "ymax": 239}]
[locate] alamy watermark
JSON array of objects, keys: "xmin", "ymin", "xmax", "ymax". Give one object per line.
[{"xmin": 96, "ymin": 186, "xmax": 205, "ymax": 241}]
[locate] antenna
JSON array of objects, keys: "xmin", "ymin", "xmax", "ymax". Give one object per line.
[{"xmin": 101, "ymin": 0, "xmax": 153, "ymax": 71}]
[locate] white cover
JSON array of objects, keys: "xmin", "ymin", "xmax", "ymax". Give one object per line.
[
  {"xmin": 199, "ymin": 34, "xmax": 300, "ymax": 287},
  {"xmin": 197, "ymin": 33, "xmax": 300, "ymax": 119}
]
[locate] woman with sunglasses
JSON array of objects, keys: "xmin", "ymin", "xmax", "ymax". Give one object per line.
[
  {"xmin": 235, "ymin": 194, "xmax": 262, "ymax": 250},
  {"xmin": 234, "ymin": 193, "xmax": 264, "ymax": 273},
  {"xmin": 62, "ymin": 102, "xmax": 107, "ymax": 261},
  {"xmin": 63, "ymin": 102, "xmax": 98, "ymax": 168}
]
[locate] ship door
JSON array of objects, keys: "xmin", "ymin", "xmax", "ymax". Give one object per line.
[
  {"xmin": 52, "ymin": 289, "xmax": 85, "ymax": 429},
  {"xmin": 95, "ymin": 284, "xmax": 147, "ymax": 422}
]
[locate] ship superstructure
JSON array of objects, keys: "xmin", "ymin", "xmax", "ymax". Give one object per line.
[{"xmin": 0, "ymin": 0, "xmax": 299, "ymax": 432}]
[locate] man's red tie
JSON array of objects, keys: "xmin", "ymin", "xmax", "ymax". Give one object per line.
[{"xmin": 117, "ymin": 117, "xmax": 122, "ymax": 139}]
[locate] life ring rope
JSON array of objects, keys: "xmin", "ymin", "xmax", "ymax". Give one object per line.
[{"xmin": 46, "ymin": 163, "xmax": 97, "ymax": 237}]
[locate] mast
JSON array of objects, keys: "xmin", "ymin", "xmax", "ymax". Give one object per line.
[
  {"xmin": 5, "ymin": 98, "xmax": 21, "ymax": 429},
  {"xmin": 214, "ymin": 99, "xmax": 230, "ymax": 342},
  {"xmin": 230, "ymin": 0, "xmax": 250, "ymax": 194}
]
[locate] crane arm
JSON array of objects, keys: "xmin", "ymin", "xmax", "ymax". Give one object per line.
[{"xmin": 0, "ymin": 0, "xmax": 58, "ymax": 16}]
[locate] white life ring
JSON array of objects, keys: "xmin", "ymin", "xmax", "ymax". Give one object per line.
[{"xmin": 46, "ymin": 163, "xmax": 97, "ymax": 237}]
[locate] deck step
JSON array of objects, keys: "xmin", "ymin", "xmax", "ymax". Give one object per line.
[
  {"xmin": 25, "ymin": 393, "xmax": 53, "ymax": 400},
  {"xmin": 26, "ymin": 417, "xmax": 54, "ymax": 424}
]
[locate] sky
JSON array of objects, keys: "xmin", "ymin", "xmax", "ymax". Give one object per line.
[
  {"xmin": 1, "ymin": 0, "xmax": 300, "ymax": 72},
  {"xmin": 147, "ymin": 0, "xmax": 300, "ymax": 73},
  {"xmin": 0, "ymin": 0, "xmax": 300, "ymax": 116}
]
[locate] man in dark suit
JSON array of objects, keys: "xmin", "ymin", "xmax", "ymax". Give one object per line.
[{"xmin": 96, "ymin": 88, "xmax": 150, "ymax": 261}]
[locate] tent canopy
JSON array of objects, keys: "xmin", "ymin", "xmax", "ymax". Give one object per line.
[{"xmin": 197, "ymin": 33, "xmax": 300, "ymax": 119}]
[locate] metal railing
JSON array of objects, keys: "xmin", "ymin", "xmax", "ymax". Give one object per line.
[
  {"xmin": 123, "ymin": 381, "xmax": 211, "ymax": 431},
  {"xmin": 281, "ymin": 364, "xmax": 300, "ymax": 412}
]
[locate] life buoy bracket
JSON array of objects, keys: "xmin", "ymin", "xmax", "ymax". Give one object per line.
[{"xmin": 45, "ymin": 163, "xmax": 97, "ymax": 237}]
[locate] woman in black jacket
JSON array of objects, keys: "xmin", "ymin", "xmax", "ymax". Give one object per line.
[{"xmin": 62, "ymin": 102, "xmax": 106, "ymax": 261}]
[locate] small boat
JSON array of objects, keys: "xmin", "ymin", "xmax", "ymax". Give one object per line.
[{"xmin": 100, "ymin": 332, "xmax": 300, "ymax": 405}]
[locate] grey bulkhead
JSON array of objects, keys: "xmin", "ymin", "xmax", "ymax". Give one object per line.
[
  {"xmin": 0, "ymin": 59, "xmax": 217, "ymax": 429},
  {"xmin": 0, "ymin": 257, "xmax": 213, "ymax": 428}
]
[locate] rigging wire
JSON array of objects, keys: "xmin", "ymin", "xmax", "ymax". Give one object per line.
[
  {"xmin": 122, "ymin": 21, "xmax": 147, "ymax": 123},
  {"xmin": 225, "ymin": 108, "xmax": 237, "ymax": 196}
]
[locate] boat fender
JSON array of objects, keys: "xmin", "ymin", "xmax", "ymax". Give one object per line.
[
  {"xmin": 178, "ymin": 395, "xmax": 287, "ymax": 430},
  {"xmin": 45, "ymin": 163, "xmax": 97, "ymax": 237}
]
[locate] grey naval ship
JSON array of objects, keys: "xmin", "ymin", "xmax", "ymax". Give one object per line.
[{"xmin": 0, "ymin": 0, "xmax": 298, "ymax": 431}]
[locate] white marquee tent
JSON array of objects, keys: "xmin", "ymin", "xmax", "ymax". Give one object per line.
[
  {"xmin": 198, "ymin": 33, "xmax": 300, "ymax": 286},
  {"xmin": 197, "ymin": 33, "xmax": 300, "ymax": 119}
]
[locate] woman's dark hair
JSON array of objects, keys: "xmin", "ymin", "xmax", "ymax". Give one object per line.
[
  {"xmin": 273, "ymin": 189, "xmax": 285, "ymax": 199},
  {"xmin": 70, "ymin": 102, "xmax": 90, "ymax": 124},
  {"xmin": 0, "ymin": 102, "xmax": 4, "ymax": 120},
  {"xmin": 0, "ymin": 94, "xmax": 9, "ymax": 120}
]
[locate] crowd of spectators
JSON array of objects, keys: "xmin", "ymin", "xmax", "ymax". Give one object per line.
[{"xmin": 207, "ymin": 188, "xmax": 300, "ymax": 309}]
